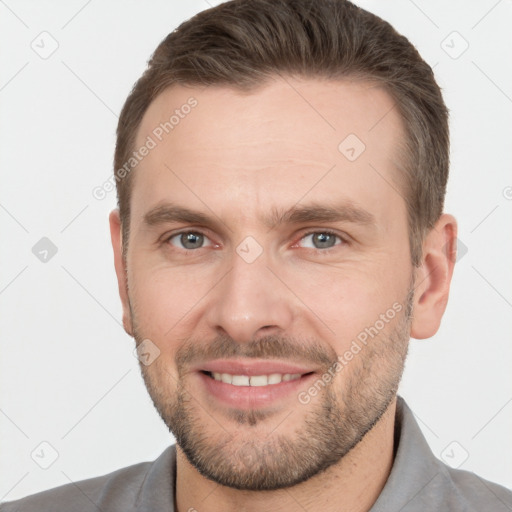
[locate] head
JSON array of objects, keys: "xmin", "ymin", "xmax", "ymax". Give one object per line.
[{"xmin": 109, "ymin": 0, "xmax": 457, "ymax": 491}]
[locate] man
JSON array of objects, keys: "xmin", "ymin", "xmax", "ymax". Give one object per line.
[{"xmin": 2, "ymin": 0, "xmax": 511, "ymax": 510}]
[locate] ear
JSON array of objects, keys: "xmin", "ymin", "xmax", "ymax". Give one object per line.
[
  {"xmin": 410, "ymin": 214, "xmax": 458, "ymax": 339},
  {"xmin": 109, "ymin": 209, "xmax": 133, "ymax": 337}
]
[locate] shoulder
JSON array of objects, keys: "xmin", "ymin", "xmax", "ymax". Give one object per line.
[
  {"xmin": 0, "ymin": 446, "xmax": 176, "ymax": 512},
  {"xmin": 0, "ymin": 461, "xmax": 151, "ymax": 512},
  {"xmin": 372, "ymin": 398, "xmax": 512, "ymax": 512},
  {"xmin": 438, "ymin": 464, "xmax": 512, "ymax": 512}
]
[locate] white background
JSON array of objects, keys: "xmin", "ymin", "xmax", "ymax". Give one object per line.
[{"xmin": 1, "ymin": 0, "xmax": 511, "ymax": 502}]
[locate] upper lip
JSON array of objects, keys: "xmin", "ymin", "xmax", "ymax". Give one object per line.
[{"xmin": 195, "ymin": 359, "xmax": 318, "ymax": 376}]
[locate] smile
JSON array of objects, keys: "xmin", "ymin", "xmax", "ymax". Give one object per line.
[{"xmin": 204, "ymin": 371, "xmax": 303, "ymax": 386}]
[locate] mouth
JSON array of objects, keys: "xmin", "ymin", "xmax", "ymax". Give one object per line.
[
  {"xmin": 201, "ymin": 370, "xmax": 312, "ymax": 386},
  {"xmin": 194, "ymin": 359, "xmax": 318, "ymax": 409}
]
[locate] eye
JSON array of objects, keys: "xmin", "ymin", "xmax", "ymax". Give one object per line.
[
  {"xmin": 298, "ymin": 231, "xmax": 344, "ymax": 250},
  {"xmin": 167, "ymin": 231, "xmax": 213, "ymax": 250}
]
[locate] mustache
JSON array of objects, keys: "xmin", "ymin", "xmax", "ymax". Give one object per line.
[{"xmin": 175, "ymin": 333, "xmax": 338, "ymax": 371}]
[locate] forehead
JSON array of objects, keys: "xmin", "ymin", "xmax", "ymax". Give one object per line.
[{"xmin": 130, "ymin": 76, "xmax": 407, "ymax": 229}]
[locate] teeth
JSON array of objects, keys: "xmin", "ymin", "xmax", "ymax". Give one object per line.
[
  {"xmin": 249, "ymin": 375, "xmax": 268, "ymax": 387},
  {"xmin": 220, "ymin": 373, "xmax": 232, "ymax": 384},
  {"xmin": 210, "ymin": 372, "xmax": 302, "ymax": 386},
  {"xmin": 232, "ymin": 375, "xmax": 250, "ymax": 386},
  {"xmin": 268, "ymin": 373, "xmax": 283, "ymax": 384}
]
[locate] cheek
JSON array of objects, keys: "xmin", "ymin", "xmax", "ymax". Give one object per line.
[
  {"xmin": 128, "ymin": 261, "xmax": 214, "ymax": 337},
  {"xmin": 285, "ymin": 260, "xmax": 408, "ymax": 345}
]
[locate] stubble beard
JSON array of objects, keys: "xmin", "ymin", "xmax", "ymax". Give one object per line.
[{"xmin": 132, "ymin": 289, "xmax": 413, "ymax": 491}]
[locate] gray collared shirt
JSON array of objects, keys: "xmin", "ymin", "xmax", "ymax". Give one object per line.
[{"xmin": 2, "ymin": 397, "xmax": 511, "ymax": 511}]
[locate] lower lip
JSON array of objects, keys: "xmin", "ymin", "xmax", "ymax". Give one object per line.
[{"xmin": 198, "ymin": 372, "xmax": 316, "ymax": 409}]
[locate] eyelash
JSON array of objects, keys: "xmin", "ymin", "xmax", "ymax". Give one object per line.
[
  {"xmin": 163, "ymin": 229, "xmax": 347, "ymax": 253},
  {"xmin": 294, "ymin": 230, "xmax": 346, "ymax": 253}
]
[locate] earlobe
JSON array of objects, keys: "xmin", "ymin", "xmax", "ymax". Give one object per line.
[
  {"xmin": 410, "ymin": 214, "xmax": 458, "ymax": 340},
  {"xmin": 109, "ymin": 209, "xmax": 134, "ymax": 337}
]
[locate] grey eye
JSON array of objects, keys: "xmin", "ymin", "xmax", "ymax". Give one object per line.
[
  {"xmin": 169, "ymin": 232, "xmax": 210, "ymax": 250},
  {"xmin": 300, "ymin": 232, "xmax": 341, "ymax": 249}
]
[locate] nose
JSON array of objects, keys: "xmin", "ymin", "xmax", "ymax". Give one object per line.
[{"xmin": 205, "ymin": 247, "xmax": 294, "ymax": 343}]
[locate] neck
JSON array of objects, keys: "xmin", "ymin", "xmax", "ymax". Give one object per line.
[{"xmin": 175, "ymin": 398, "xmax": 397, "ymax": 512}]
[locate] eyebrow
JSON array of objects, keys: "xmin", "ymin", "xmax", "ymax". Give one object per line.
[
  {"xmin": 142, "ymin": 201, "xmax": 376, "ymax": 230},
  {"xmin": 144, "ymin": 204, "xmax": 214, "ymax": 227},
  {"xmin": 265, "ymin": 201, "xmax": 375, "ymax": 229}
]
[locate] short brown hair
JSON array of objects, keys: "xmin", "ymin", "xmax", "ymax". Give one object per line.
[{"xmin": 114, "ymin": 0, "xmax": 449, "ymax": 265}]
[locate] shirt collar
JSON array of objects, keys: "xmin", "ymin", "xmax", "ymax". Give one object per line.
[
  {"xmin": 369, "ymin": 396, "xmax": 444, "ymax": 511},
  {"xmin": 136, "ymin": 396, "xmax": 452, "ymax": 511}
]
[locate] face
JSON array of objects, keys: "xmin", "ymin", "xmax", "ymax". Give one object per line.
[{"xmin": 116, "ymin": 77, "xmax": 416, "ymax": 490}]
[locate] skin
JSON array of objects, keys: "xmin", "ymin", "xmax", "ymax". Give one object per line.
[{"xmin": 109, "ymin": 76, "xmax": 457, "ymax": 512}]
